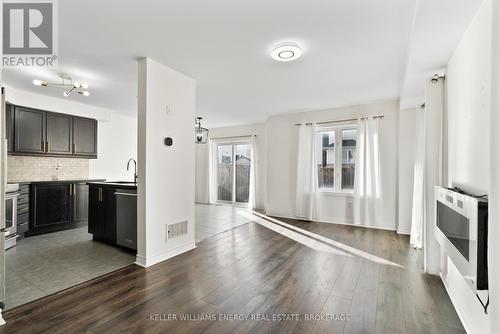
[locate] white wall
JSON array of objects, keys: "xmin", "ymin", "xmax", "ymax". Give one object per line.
[
  {"xmin": 397, "ymin": 108, "xmax": 417, "ymax": 234},
  {"xmin": 447, "ymin": 0, "xmax": 491, "ymax": 196},
  {"xmin": 195, "ymin": 123, "xmax": 267, "ymax": 209},
  {"xmin": 489, "ymin": 0, "xmax": 500, "ymax": 331},
  {"xmin": 266, "ymin": 101, "xmax": 399, "ymax": 229},
  {"xmin": 4, "ymin": 85, "xmax": 137, "ymax": 181},
  {"xmin": 136, "ymin": 58, "xmax": 196, "ymax": 267},
  {"xmin": 442, "ymin": 0, "xmax": 491, "ymax": 332},
  {"xmin": 89, "ymin": 113, "xmax": 137, "ymax": 181}
]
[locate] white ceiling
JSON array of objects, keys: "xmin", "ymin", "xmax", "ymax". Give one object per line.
[
  {"xmin": 400, "ymin": 0, "xmax": 484, "ymax": 109},
  {"xmin": 2, "ymin": 0, "xmax": 484, "ymax": 127}
]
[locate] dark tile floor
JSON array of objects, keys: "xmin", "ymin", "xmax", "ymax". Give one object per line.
[
  {"xmin": 5, "ymin": 226, "xmax": 135, "ymax": 309},
  {"xmin": 5, "ymin": 204, "xmax": 250, "ymax": 310}
]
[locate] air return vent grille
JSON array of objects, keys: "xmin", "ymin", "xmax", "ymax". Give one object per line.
[{"xmin": 167, "ymin": 221, "xmax": 188, "ymax": 241}]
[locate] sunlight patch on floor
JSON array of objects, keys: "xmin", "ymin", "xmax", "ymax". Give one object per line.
[{"xmin": 238, "ymin": 210, "xmax": 403, "ymax": 268}]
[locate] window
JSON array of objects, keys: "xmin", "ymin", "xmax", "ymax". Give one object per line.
[{"xmin": 315, "ymin": 127, "xmax": 357, "ymax": 192}]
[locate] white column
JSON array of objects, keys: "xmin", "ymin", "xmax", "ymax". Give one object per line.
[
  {"xmin": 489, "ymin": 0, "xmax": 500, "ymax": 331},
  {"xmin": 136, "ymin": 58, "xmax": 196, "ymax": 267},
  {"xmin": 423, "ymin": 79, "xmax": 443, "ymax": 274}
]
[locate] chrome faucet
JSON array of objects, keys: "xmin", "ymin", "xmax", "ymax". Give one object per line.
[{"xmin": 127, "ymin": 158, "xmax": 137, "ymax": 184}]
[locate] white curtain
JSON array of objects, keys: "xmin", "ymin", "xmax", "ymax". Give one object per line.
[
  {"xmin": 248, "ymin": 136, "xmax": 257, "ymax": 209},
  {"xmin": 208, "ymin": 139, "xmax": 216, "ymax": 204},
  {"xmin": 353, "ymin": 118, "xmax": 381, "ymax": 226},
  {"xmin": 295, "ymin": 124, "xmax": 318, "ymax": 220},
  {"xmin": 410, "ymin": 108, "xmax": 427, "ymax": 248}
]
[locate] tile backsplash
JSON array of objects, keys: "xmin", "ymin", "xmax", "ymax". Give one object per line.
[{"xmin": 7, "ymin": 156, "xmax": 89, "ymax": 182}]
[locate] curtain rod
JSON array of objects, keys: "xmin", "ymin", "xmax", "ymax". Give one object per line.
[
  {"xmin": 209, "ymin": 134, "xmax": 256, "ymax": 140},
  {"xmin": 294, "ymin": 115, "xmax": 384, "ymax": 126}
]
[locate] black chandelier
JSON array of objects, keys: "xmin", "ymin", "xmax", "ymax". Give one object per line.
[{"xmin": 195, "ymin": 117, "xmax": 209, "ymax": 144}]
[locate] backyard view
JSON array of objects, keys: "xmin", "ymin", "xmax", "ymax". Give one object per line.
[
  {"xmin": 316, "ymin": 129, "xmax": 357, "ymax": 190},
  {"xmin": 217, "ymin": 143, "xmax": 251, "ymax": 203}
]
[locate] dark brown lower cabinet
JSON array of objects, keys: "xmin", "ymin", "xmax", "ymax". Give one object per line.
[
  {"xmin": 88, "ymin": 185, "xmax": 116, "ymax": 245},
  {"xmin": 27, "ymin": 182, "xmax": 89, "ymax": 236}
]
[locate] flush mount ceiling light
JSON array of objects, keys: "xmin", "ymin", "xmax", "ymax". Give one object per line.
[
  {"xmin": 195, "ymin": 117, "xmax": 209, "ymax": 144},
  {"xmin": 271, "ymin": 42, "xmax": 303, "ymax": 62},
  {"xmin": 33, "ymin": 74, "xmax": 90, "ymax": 97}
]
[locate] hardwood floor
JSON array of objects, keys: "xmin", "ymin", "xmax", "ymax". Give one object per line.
[{"xmin": 0, "ymin": 214, "xmax": 465, "ymax": 333}]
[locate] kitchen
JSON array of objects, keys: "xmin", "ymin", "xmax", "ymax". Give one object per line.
[{"xmin": 2, "ymin": 83, "xmax": 138, "ymax": 309}]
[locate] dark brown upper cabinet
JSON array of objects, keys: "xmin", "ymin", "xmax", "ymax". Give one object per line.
[
  {"xmin": 14, "ymin": 106, "xmax": 46, "ymax": 154},
  {"xmin": 73, "ymin": 116, "xmax": 97, "ymax": 157},
  {"xmin": 47, "ymin": 113, "xmax": 73, "ymax": 155},
  {"xmin": 6, "ymin": 103, "xmax": 97, "ymax": 158}
]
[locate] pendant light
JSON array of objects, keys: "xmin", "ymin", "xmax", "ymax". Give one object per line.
[{"xmin": 195, "ymin": 117, "xmax": 209, "ymax": 144}]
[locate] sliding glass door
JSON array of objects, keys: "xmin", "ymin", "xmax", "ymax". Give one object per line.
[
  {"xmin": 216, "ymin": 142, "xmax": 251, "ymax": 205},
  {"xmin": 216, "ymin": 145, "xmax": 234, "ymax": 202}
]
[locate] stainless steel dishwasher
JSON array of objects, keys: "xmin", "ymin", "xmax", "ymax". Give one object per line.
[{"xmin": 115, "ymin": 189, "xmax": 137, "ymax": 250}]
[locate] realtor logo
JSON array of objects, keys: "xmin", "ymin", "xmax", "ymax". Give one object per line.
[{"xmin": 2, "ymin": 0, "xmax": 58, "ymax": 67}]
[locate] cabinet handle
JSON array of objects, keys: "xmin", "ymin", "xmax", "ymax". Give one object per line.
[
  {"xmin": 41, "ymin": 140, "xmax": 45, "ymax": 151},
  {"xmin": 114, "ymin": 192, "xmax": 137, "ymax": 197},
  {"xmin": 46, "ymin": 141, "xmax": 49, "ymax": 152},
  {"xmin": 73, "ymin": 143, "xmax": 76, "ymax": 153}
]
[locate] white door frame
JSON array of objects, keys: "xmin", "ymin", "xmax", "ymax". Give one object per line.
[{"xmin": 211, "ymin": 138, "xmax": 252, "ymax": 206}]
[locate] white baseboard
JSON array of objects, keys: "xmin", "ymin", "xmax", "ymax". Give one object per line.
[
  {"xmin": 439, "ymin": 272, "xmax": 471, "ymax": 334},
  {"xmin": 135, "ymin": 241, "xmax": 196, "ymax": 268},
  {"xmin": 396, "ymin": 228, "xmax": 411, "ymax": 235}
]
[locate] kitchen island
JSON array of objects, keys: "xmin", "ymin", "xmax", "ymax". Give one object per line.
[{"xmin": 87, "ymin": 181, "xmax": 137, "ymax": 251}]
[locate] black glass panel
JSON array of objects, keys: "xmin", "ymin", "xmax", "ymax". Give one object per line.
[{"xmin": 437, "ymin": 201, "xmax": 470, "ymax": 261}]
